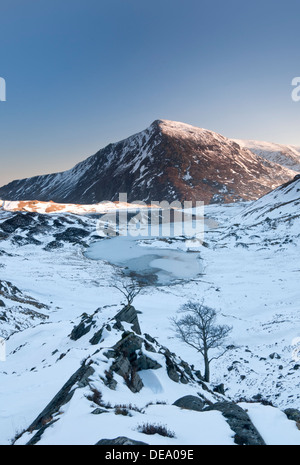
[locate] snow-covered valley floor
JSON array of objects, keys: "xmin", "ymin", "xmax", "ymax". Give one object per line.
[{"xmin": 0, "ymin": 193, "xmax": 300, "ymax": 445}]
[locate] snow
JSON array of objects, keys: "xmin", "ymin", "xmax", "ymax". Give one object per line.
[
  {"xmin": 24, "ymin": 394, "xmax": 235, "ymax": 446},
  {"xmin": 239, "ymin": 403, "xmax": 300, "ymax": 445},
  {"xmin": 234, "ymin": 139, "xmax": 300, "ymax": 171}
]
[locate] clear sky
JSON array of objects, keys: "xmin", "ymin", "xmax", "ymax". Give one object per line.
[{"xmin": 1, "ymin": 0, "xmax": 300, "ymax": 187}]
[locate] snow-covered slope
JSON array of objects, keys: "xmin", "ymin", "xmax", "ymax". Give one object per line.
[
  {"xmin": 234, "ymin": 139, "xmax": 300, "ymax": 172},
  {"xmin": 0, "ymin": 120, "xmax": 296, "ymax": 205},
  {"xmin": 232, "ymin": 175, "xmax": 300, "ymax": 227}
]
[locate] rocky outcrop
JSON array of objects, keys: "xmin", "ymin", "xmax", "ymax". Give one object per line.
[
  {"xmin": 54, "ymin": 227, "xmax": 90, "ymax": 245},
  {"xmin": 20, "ymin": 361, "xmax": 95, "ymax": 445},
  {"xmin": 28, "ymin": 362, "xmax": 95, "ymax": 431},
  {"xmin": 13, "ymin": 305, "xmax": 276, "ymax": 446},
  {"xmin": 0, "ymin": 211, "xmax": 95, "ymax": 252},
  {"xmin": 114, "ymin": 305, "xmax": 141, "ymax": 335},
  {"xmin": 203, "ymin": 402, "xmax": 266, "ymax": 445},
  {"xmin": 0, "ymin": 212, "xmax": 36, "ymax": 234},
  {"xmin": 70, "ymin": 312, "xmax": 97, "ymax": 341}
]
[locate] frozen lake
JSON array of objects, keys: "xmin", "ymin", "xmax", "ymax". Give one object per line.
[{"xmin": 85, "ymin": 235, "xmax": 202, "ymax": 285}]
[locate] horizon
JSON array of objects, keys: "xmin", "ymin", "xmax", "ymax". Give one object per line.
[{"xmin": 1, "ymin": 0, "xmax": 300, "ymax": 186}]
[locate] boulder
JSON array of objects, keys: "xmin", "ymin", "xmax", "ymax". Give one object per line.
[
  {"xmin": 173, "ymin": 395, "xmax": 205, "ymax": 412},
  {"xmin": 284, "ymin": 408, "xmax": 300, "ymax": 423},
  {"xmin": 91, "ymin": 408, "xmax": 108, "ymax": 415}
]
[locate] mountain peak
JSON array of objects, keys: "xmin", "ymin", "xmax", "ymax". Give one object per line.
[
  {"xmin": 152, "ymin": 118, "xmax": 209, "ymax": 135},
  {"xmin": 0, "ymin": 120, "xmax": 297, "ymax": 205}
]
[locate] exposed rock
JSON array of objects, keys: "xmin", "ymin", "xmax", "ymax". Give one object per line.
[
  {"xmin": 203, "ymin": 402, "xmax": 266, "ymax": 445},
  {"xmin": 164, "ymin": 353, "xmax": 189, "ymax": 384},
  {"xmin": 269, "ymin": 352, "xmax": 281, "ymax": 360},
  {"xmin": 103, "ymin": 372, "xmax": 117, "ymax": 391},
  {"xmin": 26, "ymin": 361, "xmax": 95, "ymax": 438},
  {"xmin": 12, "ymin": 235, "xmax": 42, "ymax": 246},
  {"xmin": 114, "ymin": 305, "xmax": 141, "ymax": 335},
  {"xmin": 173, "ymin": 395, "xmax": 205, "ymax": 412},
  {"xmin": 124, "ymin": 370, "xmax": 144, "ymax": 394},
  {"xmin": 135, "ymin": 353, "xmax": 162, "ymax": 371},
  {"xmin": 0, "ymin": 213, "xmax": 35, "ymax": 234},
  {"xmin": 284, "ymin": 408, "xmax": 300, "ymax": 423},
  {"xmin": 44, "ymin": 240, "xmax": 64, "ymax": 251},
  {"xmin": 69, "ymin": 313, "xmax": 96, "ymax": 341},
  {"xmin": 89, "ymin": 328, "xmax": 104, "ymax": 345},
  {"xmin": 0, "ymin": 232, "xmax": 9, "ymax": 240},
  {"xmin": 95, "ymin": 436, "xmax": 148, "ymax": 445},
  {"xmin": 143, "ymin": 339, "xmax": 156, "ymax": 353},
  {"xmin": 144, "ymin": 333, "xmax": 157, "ymax": 344},
  {"xmin": 113, "ymin": 331, "xmax": 143, "ymax": 358},
  {"xmin": 111, "ymin": 355, "xmax": 132, "ymax": 379},
  {"xmin": 213, "ymin": 383, "xmax": 225, "ymax": 395},
  {"xmin": 101, "ymin": 331, "xmax": 146, "ymax": 393},
  {"xmin": 91, "ymin": 408, "xmax": 109, "ymax": 415},
  {"xmin": 54, "ymin": 227, "xmax": 90, "ymax": 244},
  {"xmin": 165, "ymin": 360, "xmax": 180, "ymax": 383}
]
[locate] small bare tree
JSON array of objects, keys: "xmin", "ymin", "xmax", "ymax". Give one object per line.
[
  {"xmin": 111, "ymin": 274, "xmax": 145, "ymax": 307},
  {"xmin": 171, "ymin": 301, "xmax": 232, "ymax": 382}
]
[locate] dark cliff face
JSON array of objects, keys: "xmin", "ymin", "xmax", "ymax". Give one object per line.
[{"xmin": 0, "ymin": 119, "xmax": 296, "ymax": 205}]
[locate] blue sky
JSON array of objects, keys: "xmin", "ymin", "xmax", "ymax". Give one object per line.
[{"xmin": 1, "ymin": 0, "xmax": 300, "ymax": 186}]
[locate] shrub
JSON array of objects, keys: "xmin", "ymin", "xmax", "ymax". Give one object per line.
[
  {"xmin": 137, "ymin": 422, "xmax": 175, "ymax": 438},
  {"xmin": 87, "ymin": 388, "xmax": 102, "ymax": 406},
  {"xmin": 114, "ymin": 407, "xmax": 131, "ymax": 416},
  {"xmin": 114, "ymin": 403, "xmax": 145, "ymax": 414},
  {"xmin": 145, "ymin": 400, "xmax": 167, "ymax": 408}
]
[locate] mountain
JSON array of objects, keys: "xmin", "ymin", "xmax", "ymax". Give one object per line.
[
  {"xmin": 233, "ymin": 174, "xmax": 300, "ymax": 227},
  {"xmin": 0, "ymin": 120, "xmax": 297, "ymax": 205},
  {"xmin": 234, "ymin": 139, "xmax": 300, "ymax": 172}
]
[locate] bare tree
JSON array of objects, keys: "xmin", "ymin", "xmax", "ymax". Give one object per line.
[
  {"xmin": 171, "ymin": 301, "xmax": 232, "ymax": 382},
  {"xmin": 111, "ymin": 274, "xmax": 145, "ymax": 307}
]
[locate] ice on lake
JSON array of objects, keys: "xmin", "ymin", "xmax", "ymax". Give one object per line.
[{"xmin": 85, "ymin": 234, "xmax": 202, "ymax": 285}]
